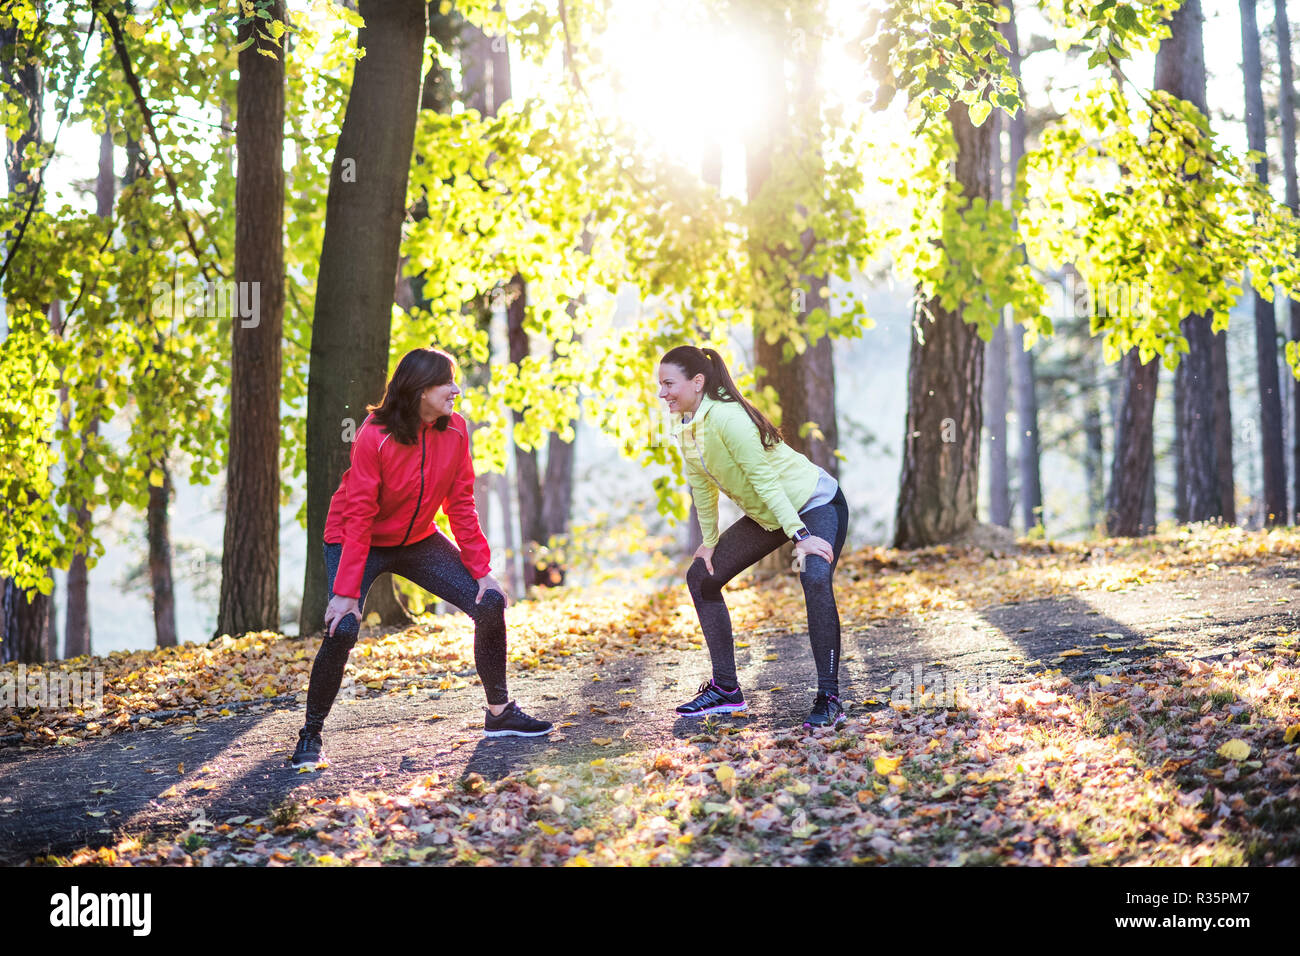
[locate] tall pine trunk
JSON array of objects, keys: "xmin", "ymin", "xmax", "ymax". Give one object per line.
[
  {"xmin": 745, "ymin": 5, "xmax": 839, "ymax": 478},
  {"xmin": 1002, "ymin": 0, "xmax": 1043, "ymax": 533},
  {"xmin": 367, "ymin": 5, "xmax": 464, "ymax": 627},
  {"xmin": 1279, "ymin": 0, "xmax": 1300, "ymax": 522},
  {"xmin": 1240, "ymin": 0, "xmax": 1286, "ymax": 525},
  {"xmin": 63, "ymin": 123, "xmax": 115, "ymax": 658},
  {"xmin": 1108, "ymin": 349, "xmax": 1160, "ymax": 535},
  {"xmin": 299, "ymin": 0, "xmax": 427, "ymax": 638},
  {"xmin": 218, "ymin": 2, "xmax": 286, "ymax": 636},
  {"xmin": 1160, "ymin": 0, "xmax": 1222, "ymax": 522},
  {"xmin": 985, "ymin": 111, "xmax": 1011, "ymax": 527},
  {"xmin": 894, "ymin": 99, "xmax": 991, "ymax": 547},
  {"xmin": 1, "ymin": 16, "xmax": 51, "ymax": 663}
]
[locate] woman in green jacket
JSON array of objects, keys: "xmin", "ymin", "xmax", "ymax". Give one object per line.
[{"xmin": 659, "ymin": 345, "xmax": 851, "ymax": 728}]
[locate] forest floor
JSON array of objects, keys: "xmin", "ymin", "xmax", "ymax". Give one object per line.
[{"xmin": 3, "ymin": 524, "xmax": 1300, "ymax": 867}]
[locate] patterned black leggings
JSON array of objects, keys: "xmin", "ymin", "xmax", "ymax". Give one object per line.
[
  {"xmin": 686, "ymin": 488, "xmax": 849, "ymax": 696},
  {"xmin": 302, "ymin": 533, "xmax": 508, "ymax": 733}
]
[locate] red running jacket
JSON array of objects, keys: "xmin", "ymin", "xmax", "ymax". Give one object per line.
[{"xmin": 323, "ymin": 412, "xmax": 491, "ymax": 599}]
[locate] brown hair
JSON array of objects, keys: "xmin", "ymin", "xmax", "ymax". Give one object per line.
[
  {"xmin": 366, "ymin": 347, "xmax": 457, "ymax": 445},
  {"xmin": 660, "ymin": 345, "xmax": 783, "ymax": 449}
]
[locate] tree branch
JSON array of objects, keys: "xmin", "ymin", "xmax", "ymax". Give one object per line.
[{"xmin": 91, "ymin": 0, "xmax": 224, "ymax": 280}]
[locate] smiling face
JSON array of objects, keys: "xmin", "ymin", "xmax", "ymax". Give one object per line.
[
  {"xmin": 658, "ymin": 362, "xmax": 705, "ymax": 417},
  {"xmin": 420, "ymin": 377, "xmax": 460, "ymax": 422}
]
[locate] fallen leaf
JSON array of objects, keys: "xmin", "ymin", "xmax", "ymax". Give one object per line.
[
  {"xmin": 1217, "ymin": 739, "xmax": 1250, "ymax": 761},
  {"xmin": 874, "ymin": 755, "xmax": 902, "ymax": 775}
]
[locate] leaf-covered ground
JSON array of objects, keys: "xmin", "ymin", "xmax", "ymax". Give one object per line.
[{"xmin": 7, "ymin": 525, "xmax": 1300, "ymax": 866}]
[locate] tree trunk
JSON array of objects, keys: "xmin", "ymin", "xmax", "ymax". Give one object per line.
[
  {"xmin": 1212, "ymin": 329, "xmax": 1235, "ymax": 523},
  {"xmin": 218, "ymin": 1, "xmax": 286, "ymax": 636},
  {"xmin": 300, "ymin": 0, "xmax": 428, "ymax": 638},
  {"xmin": 506, "ymin": 274, "xmax": 546, "ymax": 584},
  {"xmin": 742, "ymin": 6, "xmax": 838, "ymax": 479},
  {"xmin": 1083, "ymin": 347, "xmax": 1105, "ymax": 530},
  {"xmin": 149, "ymin": 468, "xmax": 178, "ymax": 647},
  {"xmin": 1241, "ymin": 0, "xmax": 1287, "ymax": 525},
  {"xmin": 1155, "ymin": 0, "xmax": 1221, "ymax": 523},
  {"xmin": 1002, "ymin": 1, "xmax": 1043, "ymax": 533},
  {"xmin": 1, "ymin": 16, "xmax": 51, "ymax": 663},
  {"xmin": 1279, "ymin": 0, "xmax": 1300, "ymax": 523},
  {"xmin": 985, "ymin": 111, "xmax": 1011, "ymax": 528},
  {"xmin": 64, "ymin": 123, "xmax": 115, "ymax": 659},
  {"xmin": 894, "ymin": 100, "xmax": 991, "ymax": 548},
  {"xmin": 1107, "ymin": 349, "xmax": 1160, "ymax": 535},
  {"xmin": 370, "ymin": 5, "xmax": 465, "ymax": 628}
]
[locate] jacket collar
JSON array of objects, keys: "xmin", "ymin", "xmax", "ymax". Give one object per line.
[{"xmin": 671, "ymin": 392, "xmax": 719, "ymax": 436}]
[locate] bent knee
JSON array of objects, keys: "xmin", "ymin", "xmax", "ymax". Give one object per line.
[
  {"xmin": 323, "ymin": 619, "xmax": 360, "ymax": 651},
  {"xmin": 686, "ymin": 558, "xmax": 713, "ymax": 591},
  {"xmin": 471, "ymin": 588, "xmax": 506, "ymax": 621},
  {"xmin": 799, "ymin": 562, "xmax": 834, "ymax": 589}
]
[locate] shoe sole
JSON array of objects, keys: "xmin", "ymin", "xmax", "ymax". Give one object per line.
[
  {"xmin": 483, "ymin": 727, "xmax": 553, "ymax": 737},
  {"xmin": 676, "ymin": 701, "xmax": 748, "ymax": 716},
  {"xmin": 803, "ymin": 714, "xmax": 847, "ymax": 729},
  {"xmin": 287, "ymin": 756, "xmax": 326, "ymax": 769}
]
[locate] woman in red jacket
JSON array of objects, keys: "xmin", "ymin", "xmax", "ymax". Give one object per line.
[{"xmin": 289, "ymin": 347, "xmax": 552, "ymax": 768}]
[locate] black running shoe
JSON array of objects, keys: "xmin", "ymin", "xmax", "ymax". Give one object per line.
[
  {"xmin": 483, "ymin": 701, "xmax": 553, "ymax": 737},
  {"xmin": 287, "ymin": 727, "xmax": 325, "ymax": 768},
  {"xmin": 675, "ymin": 680, "xmax": 747, "ymax": 716},
  {"xmin": 804, "ymin": 692, "xmax": 846, "ymax": 729}
]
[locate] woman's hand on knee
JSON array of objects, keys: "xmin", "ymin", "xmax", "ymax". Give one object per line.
[
  {"xmin": 693, "ymin": 544, "xmax": 715, "ymax": 576},
  {"xmin": 795, "ymin": 535, "xmax": 834, "ymax": 566},
  {"xmin": 324, "ymin": 594, "xmax": 361, "ymax": 637},
  {"xmin": 475, "ymin": 574, "xmax": 509, "ymax": 608}
]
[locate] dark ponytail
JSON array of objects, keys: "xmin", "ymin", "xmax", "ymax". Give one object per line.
[{"xmin": 661, "ymin": 345, "xmax": 783, "ymax": 449}]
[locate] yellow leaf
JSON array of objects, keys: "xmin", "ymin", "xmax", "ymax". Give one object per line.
[
  {"xmin": 788, "ymin": 780, "xmax": 811, "ymax": 796},
  {"xmin": 874, "ymin": 755, "xmax": 901, "ymax": 775},
  {"xmin": 536, "ymin": 821, "xmax": 558, "ymax": 835},
  {"xmin": 1283, "ymin": 724, "xmax": 1300, "ymax": 744},
  {"xmin": 589, "ymin": 758, "xmax": 606, "ymax": 768},
  {"xmin": 1060, "ymin": 649, "xmax": 1083, "ymax": 658},
  {"xmin": 763, "ymin": 654, "xmax": 778, "ymax": 662},
  {"xmin": 592, "ymin": 737, "xmax": 612, "ymax": 746},
  {"xmin": 1095, "ymin": 674, "xmax": 1113, "ymax": 686},
  {"xmin": 942, "ymin": 773, "xmax": 957, "ymax": 785},
  {"xmin": 124, "ymin": 20, "xmax": 146, "ymax": 39},
  {"xmin": 1217, "ymin": 739, "xmax": 1250, "ymax": 761},
  {"xmin": 887, "ymin": 774, "xmax": 907, "ymax": 789},
  {"xmin": 716, "ymin": 765, "xmax": 736, "ymax": 794}
]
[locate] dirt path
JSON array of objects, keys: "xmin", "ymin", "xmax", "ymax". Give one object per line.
[{"xmin": 3, "ymin": 562, "xmax": 1296, "ymax": 864}]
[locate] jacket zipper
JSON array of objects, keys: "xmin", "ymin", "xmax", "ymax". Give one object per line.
[
  {"xmin": 685, "ymin": 420, "xmax": 725, "ymax": 492},
  {"xmin": 399, "ymin": 426, "xmax": 426, "ymax": 546}
]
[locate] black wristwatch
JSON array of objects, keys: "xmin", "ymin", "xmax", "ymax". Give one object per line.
[{"xmin": 791, "ymin": 527, "xmax": 811, "ymax": 543}]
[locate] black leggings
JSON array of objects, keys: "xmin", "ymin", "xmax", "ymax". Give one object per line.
[
  {"xmin": 302, "ymin": 533, "xmax": 508, "ymax": 733},
  {"xmin": 686, "ymin": 487, "xmax": 849, "ymax": 696}
]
